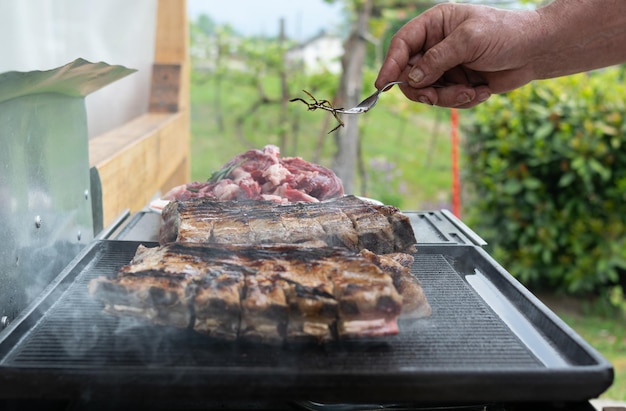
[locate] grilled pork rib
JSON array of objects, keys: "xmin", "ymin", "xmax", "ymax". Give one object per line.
[
  {"xmin": 89, "ymin": 243, "xmax": 430, "ymax": 343},
  {"xmin": 159, "ymin": 195, "xmax": 417, "ymax": 255},
  {"xmin": 359, "ymin": 250, "xmax": 432, "ymax": 319}
]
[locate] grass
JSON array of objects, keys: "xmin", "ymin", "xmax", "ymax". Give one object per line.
[{"xmin": 189, "ymin": 71, "xmax": 626, "ymax": 402}]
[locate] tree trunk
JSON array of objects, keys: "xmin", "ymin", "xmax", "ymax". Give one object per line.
[
  {"xmin": 214, "ymin": 32, "xmax": 225, "ymax": 133},
  {"xmin": 278, "ymin": 18, "xmax": 290, "ymax": 154},
  {"xmin": 332, "ymin": 0, "xmax": 373, "ymax": 195}
]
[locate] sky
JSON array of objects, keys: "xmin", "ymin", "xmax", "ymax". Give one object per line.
[{"xmin": 187, "ymin": 0, "xmax": 344, "ymax": 40}]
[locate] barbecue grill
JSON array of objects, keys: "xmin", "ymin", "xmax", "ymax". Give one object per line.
[
  {"xmin": 0, "ymin": 13, "xmax": 615, "ymax": 411},
  {"xmin": 0, "ymin": 206, "xmax": 614, "ymax": 410}
]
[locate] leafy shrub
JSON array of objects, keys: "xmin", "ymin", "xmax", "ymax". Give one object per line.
[{"xmin": 464, "ymin": 68, "xmax": 626, "ymax": 299}]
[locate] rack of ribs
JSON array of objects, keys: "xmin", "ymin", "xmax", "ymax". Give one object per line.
[
  {"xmin": 89, "ymin": 243, "xmax": 430, "ymax": 344},
  {"xmin": 159, "ymin": 195, "xmax": 417, "ymax": 255}
]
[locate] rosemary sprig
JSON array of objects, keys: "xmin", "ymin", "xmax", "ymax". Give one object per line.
[
  {"xmin": 207, "ymin": 159, "xmax": 246, "ymax": 183},
  {"xmin": 290, "ymin": 90, "xmax": 345, "ymax": 134}
]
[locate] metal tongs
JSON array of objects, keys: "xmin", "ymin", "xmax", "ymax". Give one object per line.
[
  {"xmin": 309, "ymin": 81, "xmax": 406, "ymax": 115},
  {"xmin": 290, "ymin": 81, "xmax": 408, "ymax": 133}
]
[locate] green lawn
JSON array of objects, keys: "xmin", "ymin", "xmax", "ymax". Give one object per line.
[{"xmin": 189, "ymin": 72, "xmax": 625, "ymax": 402}]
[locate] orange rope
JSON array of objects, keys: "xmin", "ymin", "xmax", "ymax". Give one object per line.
[{"xmin": 450, "ymin": 108, "xmax": 461, "ymax": 218}]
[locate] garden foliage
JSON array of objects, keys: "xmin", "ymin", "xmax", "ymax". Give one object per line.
[{"xmin": 464, "ymin": 68, "xmax": 626, "ymax": 300}]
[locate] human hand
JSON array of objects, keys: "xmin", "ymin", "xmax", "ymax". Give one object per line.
[{"xmin": 375, "ymin": 3, "xmax": 540, "ymax": 108}]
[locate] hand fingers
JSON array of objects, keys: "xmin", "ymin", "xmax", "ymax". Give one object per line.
[
  {"xmin": 407, "ymin": 31, "xmax": 479, "ymax": 88},
  {"xmin": 377, "ymin": 4, "xmax": 486, "ymax": 91},
  {"xmin": 454, "ymin": 85, "xmax": 492, "ymax": 108},
  {"xmin": 375, "ymin": 38, "xmax": 419, "ymax": 89},
  {"xmin": 399, "ymin": 84, "xmax": 491, "ymax": 108},
  {"xmin": 375, "ymin": 14, "xmax": 431, "ymax": 89}
]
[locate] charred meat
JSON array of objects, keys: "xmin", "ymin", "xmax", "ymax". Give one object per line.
[
  {"xmin": 159, "ymin": 195, "xmax": 417, "ymax": 255},
  {"xmin": 359, "ymin": 250, "xmax": 432, "ymax": 319},
  {"xmin": 89, "ymin": 243, "xmax": 430, "ymax": 344}
]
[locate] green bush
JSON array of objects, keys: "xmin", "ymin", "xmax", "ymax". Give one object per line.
[{"xmin": 464, "ymin": 68, "xmax": 626, "ymax": 300}]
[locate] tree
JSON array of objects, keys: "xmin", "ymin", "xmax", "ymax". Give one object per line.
[{"xmin": 332, "ymin": 0, "xmax": 374, "ymax": 194}]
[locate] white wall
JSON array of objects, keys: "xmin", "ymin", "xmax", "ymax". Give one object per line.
[{"xmin": 0, "ymin": 0, "xmax": 158, "ymax": 137}]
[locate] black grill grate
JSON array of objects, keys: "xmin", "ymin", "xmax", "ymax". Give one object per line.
[
  {"xmin": 0, "ymin": 238, "xmax": 614, "ymax": 403},
  {"xmin": 2, "ymin": 241, "xmax": 540, "ymax": 370}
]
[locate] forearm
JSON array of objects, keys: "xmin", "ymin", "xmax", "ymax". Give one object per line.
[
  {"xmin": 375, "ymin": 0, "xmax": 626, "ymax": 108},
  {"xmin": 531, "ymin": 0, "xmax": 626, "ymax": 79}
]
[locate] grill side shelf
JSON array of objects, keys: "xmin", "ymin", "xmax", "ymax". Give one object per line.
[
  {"xmin": 406, "ymin": 211, "xmax": 487, "ymax": 246},
  {"xmin": 466, "ymin": 246, "xmax": 613, "ymax": 368}
]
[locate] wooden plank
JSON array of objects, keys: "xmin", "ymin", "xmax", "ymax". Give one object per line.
[
  {"xmin": 89, "ymin": 112, "xmax": 172, "ymax": 166},
  {"xmin": 161, "ymin": 154, "xmax": 189, "ymax": 195},
  {"xmin": 89, "ymin": 112, "xmax": 189, "ymax": 226}
]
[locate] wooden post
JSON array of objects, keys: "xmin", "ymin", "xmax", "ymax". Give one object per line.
[
  {"xmin": 151, "ymin": 0, "xmax": 191, "ymax": 193},
  {"xmin": 151, "ymin": 0, "xmax": 190, "ymax": 114}
]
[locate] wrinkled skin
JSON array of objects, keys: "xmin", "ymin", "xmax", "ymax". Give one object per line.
[{"xmin": 375, "ymin": 0, "xmax": 626, "ymax": 109}]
